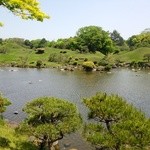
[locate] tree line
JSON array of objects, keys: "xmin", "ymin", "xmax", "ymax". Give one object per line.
[{"xmin": 1, "ymin": 26, "xmax": 150, "ymax": 56}]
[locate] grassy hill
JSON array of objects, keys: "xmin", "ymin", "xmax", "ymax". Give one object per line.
[
  {"xmin": 1, "ymin": 41, "xmax": 150, "ymax": 68},
  {"xmin": 0, "ymin": 42, "xmax": 104, "ymax": 67},
  {"xmin": 114, "ymin": 47, "xmax": 150, "ymax": 62}
]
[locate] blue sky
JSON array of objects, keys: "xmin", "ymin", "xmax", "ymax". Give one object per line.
[{"xmin": 0, "ymin": 0, "xmax": 150, "ymax": 40}]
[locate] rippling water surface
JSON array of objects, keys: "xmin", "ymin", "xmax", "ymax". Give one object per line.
[{"xmin": 0, "ymin": 67, "xmax": 150, "ymax": 149}]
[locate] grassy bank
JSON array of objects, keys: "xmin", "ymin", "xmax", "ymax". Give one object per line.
[
  {"xmin": 114, "ymin": 47, "xmax": 150, "ymax": 62},
  {"xmin": 0, "ymin": 42, "xmax": 104, "ymax": 67},
  {"xmin": 0, "ymin": 41, "xmax": 150, "ymax": 68}
]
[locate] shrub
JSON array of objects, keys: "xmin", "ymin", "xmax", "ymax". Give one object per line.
[
  {"xmin": 75, "ymin": 58, "xmax": 79, "ymax": 61},
  {"xmin": 84, "ymin": 58, "xmax": 88, "ymax": 62},
  {"xmin": 93, "ymin": 61, "xmax": 97, "ymax": 65},
  {"xmin": 11, "ymin": 61, "xmax": 17, "ymax": 67},
  {"xmin": 104, "ymin": 64, "xmax": 112, "ymax": 71},
  {"xmin": 72, "ymin": 61, "xmax": 78, "ymax": 66},
  {"xmin": 36, "ymin": 60, "xmax": 43, "ymax": 68},
  {"xmin": 48, "ymin": 53, "xmax": 57, "ymax": 62},
  {"xmin": 60, "ymin": 50, "xmax": 67, "ymax": 54},
  {"xmin": 82, "ymin": 61, "xmax": 95, "ymax": 71},
  {"xmin": 35, "ymin": 48, "xmax": 45, "ymax": 54},
  {"xmin": 98, "ymin": 60, "xmax": 108, "ymax": 66}
]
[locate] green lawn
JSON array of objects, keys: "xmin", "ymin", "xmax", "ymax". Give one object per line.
[
  {"xmin": 0, "ymin": 43, "xmax": 104, "ymax": 67},
  {"xmin": 114, "ymin": 47, "xmax": 150, "ymax": 62}
]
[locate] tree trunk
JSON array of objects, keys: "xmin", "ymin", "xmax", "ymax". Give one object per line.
[
  {"xmin": 115, "ymin": 141, "xmax": 121, "ymax": 150},
  {"xmin": 50, "ymin": 141, "xmax": 60, "ymax": 150},
  {"xmin": 39, "ymin": 140, "xmax": 47, "ymax": 150},
  {"xmin": 53, "ymin": 143, "xmax": 60, "ymax": 150},
  {"xmin": 105, "ymin": 121, "xmax": 112, "ymax": 133},
  {"xmin": 48, "ymin": 140, "xmax": 53, "ymax": 150},
  {"xmin": 39, "ymin": 135, "xmax": 47, "ymax": 150}
]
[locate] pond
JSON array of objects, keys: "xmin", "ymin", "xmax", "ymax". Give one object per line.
[{"xmin": 0, "ymin": 67, "xmax": 150, "ymax": 149}]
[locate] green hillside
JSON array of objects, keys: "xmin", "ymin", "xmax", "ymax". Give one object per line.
[
  {"xmin": 0, "ymin": 42, "xmax": 104, "ymax": 67},
  {"xmin": 114, "ymin": 47, "xmax": 150, "ymax": 62}
]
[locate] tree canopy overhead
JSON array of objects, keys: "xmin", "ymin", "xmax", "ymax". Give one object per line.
[{"xmin": 0, "ymin": 0, "xmax": 49, "ymax": 25}]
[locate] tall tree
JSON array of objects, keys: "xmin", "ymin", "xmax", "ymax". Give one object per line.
[
  {"xmin": 0, "ymin": 0, "xmax": 49, "ymax": 25},
  {"xmin": 19, "ymin": 97, "xmax": 82, "ymax": 150},
  {"xmin": 76, "ymin": 26, "xmax": 114, "ymax": 54},
  {"xmin": 110, "ymin": 30, "xmax": 124, "ymax": 46},
  {"xmin": 38, "ymin": 38, "xmax": 47, "ymax": 48},
  {"xmin": 83, "ymin": 92, "xmax": 150, "ymax": 150}
]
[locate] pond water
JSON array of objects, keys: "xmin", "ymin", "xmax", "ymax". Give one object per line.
[{"xmin": 0, "ymin": 67, "xmax": 150, "ymax": 149}]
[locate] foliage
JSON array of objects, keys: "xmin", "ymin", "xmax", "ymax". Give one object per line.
[
  {"xmin": 0, "ymin": 22, "xmax": 3, "ymax": 27},
  {"xmin": 36, "ymin": 60, "xmax": 43, "ymax": 68},
  {"xmin": 38, "ymin": 38, "xmax": 47, "ymax": 48},
  {"xmin": 24, "ymin": 40, "xmax": 33, "ymax": 48},
  {"xmin": 143, "ymin": 53, "xmax": 150, "ymax": 62},
  {"xmin": 83, "ymin": 92, "xmax": 150, "ymax": 150},
  {"xmin": 0, "ymin": 38, "xmax": 3, "ymax": 44},
  {"xmin": 36, "ymin": 48, "xmax": 45, "ymax": 54},
  {"xmin": 18, "ymin": 54, "xmax": 29, "ymax": 68},
  {"xmin": 0, "ymin": 39, "xmax": 104, "ymax": 67},
  {"xmin": 127, "ymin": 33, "xmax": 150, "ymax": 49},
  {"xmin": 0, "ymin": 93, "xmax": 11, "ymax": 114},
  {"xmin": 0, "ymin": 0, "xmax": 49, "ymax": 24},
  {"xmin": 141, "ymin": 28, "xmax": 150, "ymax": 34},
  {"xmin": 104, "ymin": 64, "xmax": 112, "ymax": 71},
  {"xmin": 110, "ymin": 30, "xmax": 124, "ymax": 46},
  {"xmin": 48, "ymin": 52, "xmax": 70, "ymax": 64},
  {"xmin": 19, "ymin": 97, "xmax": 82, "ymax": 149},
  {"xmin": 50, "ymin": 37, "xmax": 79, "ymax": 51},
  {"xmin": 5, "ymin": 38, "xmax": 25, "ymax": 46},
  {"xmin": 76, "ymin": 26, "xmax": 115, "ymax": 54},
  {"xmin": 0, "ymin": 45, "xmax": 8, "ymax": 54},
  {"xmin": 82, "ymin": 61, "xmax": 95, "ymax": 71},
  {"xmin": 114, "ymin": 47, "xmax": 150, "ymax": 62},
  {"xmin": 0, "ymin": 123, "xmax": 37, "ymax": 150}
]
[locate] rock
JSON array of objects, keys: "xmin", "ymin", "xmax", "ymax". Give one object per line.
[
  {"xmin": 112, "ymin": 64, "xmax": 117, "ymax": 68},
  {"xmin": 28, "ymin": 81, "xmax": 33, "ymax": 84},
  {"xmin": 64, "ymin": 142, "xmax": 71, "ymax": 147},
  {"xmin": 107, "ymin": 72, "xmax": 111, "ymax": 74},
  {"xmin": 14, "ymin": 111, "xmax": 18, "ymax": 114},
  {"xmin": 96, "ymin": 66, "xmax": 105, "ymax": 71}
]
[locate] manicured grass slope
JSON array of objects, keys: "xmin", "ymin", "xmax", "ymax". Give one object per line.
[
  {"xmin": 0, "ymin": 42, "xmax": 104, "ymax": 67},
  {"xmin": 114, "ymin": 47, "xmax": 150, "ymax": 62}
]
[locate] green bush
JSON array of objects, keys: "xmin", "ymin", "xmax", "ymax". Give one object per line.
[
  {"xmin": 84, "ymin": 58, "xmax": 88, "ymax": 61},
  {"xmin": 36, "ymin": 60, "xmax": 43, "ymax": 68},
  {"xmin": 48, "ymin": 53, "xmax": 57, "ymax": 62},
  {"xmin": 104, "ymin": 64, "xmax": 112, "ymax": 71},
  {"xmin": 98, "ymin": 59, "xmax": 108, "ymax": 66},
  {"xmin": 82, "ymin": 61, "xmax": 95, "ymax": 71},
  {"xmin": 72, "ymin": 61, "xmax": 78, "ymax": 66}
]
